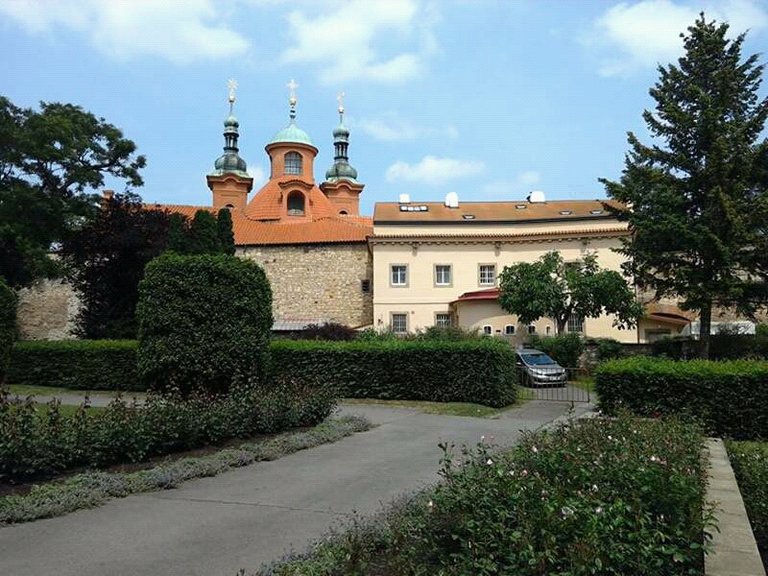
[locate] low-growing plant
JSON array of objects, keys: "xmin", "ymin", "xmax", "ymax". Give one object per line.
[
  {"xmin": 593, "ymin": 337, "xmax": 624, "ymax": 361},
  {"xmin": 259, "ymin": 414, "xmax": 713, "ymax": 576},
  {"xmin": 726, "ymin": 441, "xmax": 768, "ymax": 566},
  {"xmin": 0, "ymin": 375, "xmax": 336, "ymax": 482},
  {"xmin": 295, "ymin": 323, "xmax": 357, "ymax": 341},
  {"xmin": 595, "ymin": 357, "xmax": 768, "ymax": 439},
  {"xmin": 0, "ymin": 278, "xmax": 17, "ymax": 383}
]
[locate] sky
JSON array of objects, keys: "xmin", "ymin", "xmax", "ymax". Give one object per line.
[{"xmin": 2, "ymin": 0, "xmax": 767, "ymax": 215}]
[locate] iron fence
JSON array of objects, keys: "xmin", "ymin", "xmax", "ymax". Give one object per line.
[{"xmin": 515, "ymin": 366, "xmax": 593, "ymax": 403}]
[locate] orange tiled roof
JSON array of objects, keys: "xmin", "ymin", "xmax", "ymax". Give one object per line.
[
  {"xmin": 374, "ymin": 199, "xmax": 622, "ymax": 223},
  {"xmin": 245, "ymin": 179, "xmax": 335, "ymax": 221},
  {"xmin": 154, "ymin": 203, "xmax": 371, "ymax": 246}
]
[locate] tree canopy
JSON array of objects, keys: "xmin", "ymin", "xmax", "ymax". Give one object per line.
[
  {"xmin": 601, "ymin": 15, "xmax": 768, "ymax": 357},
  {"xmin": 0, "ymin": 96, "xmax": 145, "ymax": 287},
  {"xmin": 498, "ymin": 251, "xmax": 642, "ymax": 334}
]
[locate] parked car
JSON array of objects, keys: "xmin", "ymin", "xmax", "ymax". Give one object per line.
[{"xmin": 515, "ymin": 348, "xmax": 568, "ymax": 387}]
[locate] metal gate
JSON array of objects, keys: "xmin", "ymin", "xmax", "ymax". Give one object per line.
[{"xmin": 516, "ymin": 366, "xmax": 592, "ymax": 403}]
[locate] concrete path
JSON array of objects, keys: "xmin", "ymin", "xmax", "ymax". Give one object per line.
[{"xmin": 0, "ymin": 400, "xmax": 590, "ymax": 576}]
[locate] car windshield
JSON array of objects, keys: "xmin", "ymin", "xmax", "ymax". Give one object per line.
[{"xmin": 520, "ymin": 353, "xmax": 556, "ymax": 366}]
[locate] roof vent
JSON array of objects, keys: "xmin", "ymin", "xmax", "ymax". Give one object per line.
[
  {"xmin": 559, "ymin": 210, "xmax": 573, "ymax": 215},
  {"xmin": 462, "ymin": 214, "xmax": 476, "ymax": 220},
  {"xmin": 398, "ymin": 193, "xmax": 411, "ymax": 204},
  {"xmin": 527, "ymin": 190, "xmax": 546, "ymax": 203},
  {"xmin": 515, "ymin": 204, "xmax": 527, "ymax": 209},
  {"xmin": 590, "ymin": 209, "xmax": 604, "ymax": 215},
  {"xmin": 444, "ymin": 191, "xmax": 459, "ymax": 208}
]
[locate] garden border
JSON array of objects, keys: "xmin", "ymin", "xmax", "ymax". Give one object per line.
[{"xmin": 705, "ymin": 439, "xmax": 766, "ymax": 576}]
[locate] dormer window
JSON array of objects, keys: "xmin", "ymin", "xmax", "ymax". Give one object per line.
[
  {"xmin": 285, "ymin": 152, "xmax": 302, "ymax": 176},
  {"xmin": 287, "ymin": 191, "xmax": 305, "ymax": 216}
]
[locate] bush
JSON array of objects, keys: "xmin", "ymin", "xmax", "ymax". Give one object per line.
[
  {"xmin": 0, "ymin": 376, "xmax": 336, "ymax": 481},
  {"xmin": 593, "ymin": 337, "xmax": 624, "ymax": 361},
  {"xmin": 137, "ymin": 253, "xmax": 272, "ymax": 395},
  {"xmin": 594, "ymin": 357, "xmax": 768, "ymax": 439},
  {"xmin": 296, "ymin": 322, "xmax": 357, "ymax": 341},
  {"xmin": 262, "ymin": 414, "xmax": 711, "ymax": 576},
  {"xmin": 6, "ymin": 340, "xmax": 140, "ymax": 391},
  {"xmin": 527, "ymin": 332, "xmax": 584, "ymax": 367},
  {"xmin": 727, "ymin": 441, "xmax": 768, "ymax": 565},
  {"xmin": 411, "ymin": 325, "xmax": 481, "ymax": 341},
  {"xmin": 0, "ymin": 278, "xmax": 17, "ymax": 383},
  {"xmin": 270, "ymin": 339, "xmax": 517, "ymax": 408},
  {"xmin": 757, "ymin": 324, "xmax": 768, "ymax": 337},
  {"xmin": 652, "ymin": 334, "xmax": 768, "ymax": 360}
]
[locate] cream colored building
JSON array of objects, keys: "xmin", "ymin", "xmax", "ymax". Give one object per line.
[{"xmin": 370, "ymin": 195, "xmax": 691, "ymax": 344}]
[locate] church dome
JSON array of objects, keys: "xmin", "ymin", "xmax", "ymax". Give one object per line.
[
  {"xmin": 214, "ymin": 151, "xmax": 248, "ymax": 176},
  {"xmin": 325, "ymin": 161, "xmax": 357, "ymax": 181},
  {"xmin": 224, "ymin": 114, "xmax": 239, "ymax": 127},
  {"xmin": 270, "ymin": 123, "xmax": 314, "ymax": 146}
]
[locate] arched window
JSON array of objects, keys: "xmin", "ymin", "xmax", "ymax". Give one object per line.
[
  {"xmin": 284, "ymin": 152, "xmax": 302, "ymax": 175},
  {"xmin": 287, "ymin": 191, "xmax": 305, "ymax": 216},
  {"xmin": 339, "ymin": 210, "xmax": 348, "ymax": 216}
]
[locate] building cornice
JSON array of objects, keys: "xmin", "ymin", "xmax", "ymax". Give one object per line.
[{"xmin": 368, "ymin": 226, "xmax": 629, "ymax": 246}]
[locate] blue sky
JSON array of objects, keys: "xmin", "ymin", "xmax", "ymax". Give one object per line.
[{"xmin": 2, "ymin": 0, "xmax": 767, "ymax": 215}]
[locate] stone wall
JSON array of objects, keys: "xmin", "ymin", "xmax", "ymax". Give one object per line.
[
  {"xmin": 240, "ymin": 242, "xmax": 373, "ymax": 327},
  {"xmin": 16, "ymin": 279, "xmax": 80, "ymax": 340}
]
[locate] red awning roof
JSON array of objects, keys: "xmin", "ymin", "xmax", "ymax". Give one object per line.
[{"xmin": 450, "ymin": 287, "xmax": 500, "ymax": 305}]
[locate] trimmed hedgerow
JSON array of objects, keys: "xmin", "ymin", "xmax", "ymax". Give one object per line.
[
  {"xmin": 0, "ymin": 376, "xmax": 336, "ymax": 482},
  {"xmin": 0, "ymin": 415, "xmax": 371, "ymax": 525},
  {"xmin": 0, "ymin": 278, "xmax": 17, "ymax": 383},
  {"xmin": 259, "ymin": 414, "xmax": 712, "ymax": 576},
  {"xmin": 527, "ymin": 332, "xmax": 585, "ymax": 368},
  {"xmin": 137, "ymin": 253, "xmax": 272, "ymax": 395},
  {"xmin": 726, "ymin": 441, "xmax": 768, "ymax": 566},
  {"xmin": 270, "ymin": 338, "xmax": 517, "ymax": 408},
  {"xmin": 595, "ymin": 357, "xmax": 768, "ymax": 439},
  {"xmin": 6, "ymin": 340, "xmax": 140, "ymax": 391}
]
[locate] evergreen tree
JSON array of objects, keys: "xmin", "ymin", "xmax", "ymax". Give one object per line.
[
  {"xmin": 216, "ymin": 208, "xmax": 236, "ymax": 256},
  {"xmin": 188, "ymin": 210, "xmax": 220, "ymax": 255},
  {"xmin": 166, "ymin": 213, "xmax": 190, "ymax": 254},
  {"xmin": 601, "ymin": 14, "xmax": 768, "ymax": 359}
]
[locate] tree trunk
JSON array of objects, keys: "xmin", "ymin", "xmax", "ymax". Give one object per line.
[
  {"xmin": 556, "ymin": 317, "xmax": 568, "ymax": 334},
  {"xmin": 699, "ymin": 302, "xmax": 712, "ymax": 360}
]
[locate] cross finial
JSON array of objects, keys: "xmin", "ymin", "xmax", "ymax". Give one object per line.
[
  {"xmin": 227, "ymin": 79, "xmax": 238, "ymax": 114},
  {"xmin": 287, "ymin": 79, "xmax": 299, "ymax": 105},
  {"xmin": 337, "ymin": 91, "xmax": 345, "ymax": 114}
]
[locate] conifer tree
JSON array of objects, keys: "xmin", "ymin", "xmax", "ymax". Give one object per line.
[
  {"xmin": 602, "ymin": 14, "xmax": 768, "ymax": 358},
  {"xmin": 166, "ymin": 213, "xmax": 189, "ymax": 254},
  {"xmin": 188, "ymin": 210, "xmax": 220, "ymax": 255},
  {"xmin": 216, "ymin": 208, "xmax": 236, "ymax": 256}
]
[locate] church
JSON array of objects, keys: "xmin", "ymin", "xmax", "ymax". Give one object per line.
[{"xmin": 17, "ymin": 84, "xmax": 707, "ymax": 343}]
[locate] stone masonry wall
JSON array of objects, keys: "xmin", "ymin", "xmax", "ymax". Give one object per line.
[
  {"xmin": 16, "ymin": 278, "xmax": 80, "ymax": 340},
  {"xmin": 240, "ymin": 242, "xmax": 373, "ymax": 327}
]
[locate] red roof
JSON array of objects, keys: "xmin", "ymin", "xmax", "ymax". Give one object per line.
[{"xmin": 450, "ymin": 287, "xmax": 500, "ymax": 305}]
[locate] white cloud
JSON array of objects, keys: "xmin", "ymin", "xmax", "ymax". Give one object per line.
[
  {"xmin": 386, "ymin": 156, "xmax": 485, "ymax": 184},
  {"xmin": 355, "ymin": 113, "xmax": 458, "ymax": 141},
  {"xmin": 590, "ymin": 0, "xmax": 768, "ymax": 76},
  {"xmin": 247, "ymin": 164, "xmax": 267, "ymax": 187},
  {"xmin": 280, "ymin": 0, "xmax": 438, "ymax": 84},
  {"xmin": 0, "ymin": 0, "xmax": 250, "ymax": 64},
  {"xmin": 483, "ymin": 171, "xmax": 541, "ymax": 198}
]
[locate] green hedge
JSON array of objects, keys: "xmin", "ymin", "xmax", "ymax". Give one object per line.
[
  {"xmin": 652, "ymin": 334, "xmax": 768, "ymax": 360},
  {"xmin": 262, "ymin": 414, "xmax": 710, "ymax": 575},
  {"xmin": 270, "ymin": 339, "xmax": 517, "ymax": 407},
  {"xmin": 726, "ymin": 441, "xmax": 768, "ymax": 565},
  {"xmin": 595, "ymin": 357, "xmax": 768, "ymax": 439},
  {"xmin": 6, "ymin": 340, "xmax": 141, "ymax": 391},
  {"xmin": 527, "ymin": 333, "xmax": 584, "ymax": 368},
  {"xmin": 137, "ymin": 253, "xmax": 272, "ymax": 395},
  {"xmin": 0, "ymin": 278, "xmax": 17, "ymax": 383},
  {"xmin": 0, "ymin": 378, "xmax": 336, "ymax": 481}
]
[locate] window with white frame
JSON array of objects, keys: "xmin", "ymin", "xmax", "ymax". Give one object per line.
[
  {"xmin": 567, "ymin": 313, "xmax": 584, "ymax": 333},
  {"xmin": 479, "ymin": 264, "xmax": 496, "ymax": 286},
  {"xmin": 391, "ymin": 313, "xmax": 408, "ymax": 334},
  {"xmin": 434, "ymin": 264, "xmax": 452, "ymax": 286},
  {"xmin": 482, "ymin": 325, "xmax": 493, "ymax": 336},
  {"xmin": 435, "ymin": 313, "xmax": 451, "ymax": 328},
  {"xmin": 390, "ymin": 264, "xmax": 407, "ymax": 286},
  {"xmin": 504, "ymin": 324, "xmax": 516, "ymax": 336},
  {"xmin": 528, "ymin": 325, "xmax": 537, "ymax": 335},
  {"xmin": 284, "ymin": 152, "xmax": 302, "ymax": 175}
]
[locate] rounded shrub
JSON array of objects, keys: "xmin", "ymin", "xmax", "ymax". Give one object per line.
[
  {"xmin": 136, "ymin": 253, "xmax": 272, "ymax": 395},
  {"xmin": 0, "ymin": 277, "xmax": 17, "ymax": 383}
]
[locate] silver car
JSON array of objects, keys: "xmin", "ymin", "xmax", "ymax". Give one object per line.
[{"xmin": 515, "ymin": 348, "xmax": 568, "ymax": 387}]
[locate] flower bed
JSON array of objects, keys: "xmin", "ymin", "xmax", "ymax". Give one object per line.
[
  {"xmin": 726, "ymin": 441, "xmax": 768, "ymax": 570},
  {"xmin": 259, "ymin": 414, "xmax": 713, "ymax": 576}
]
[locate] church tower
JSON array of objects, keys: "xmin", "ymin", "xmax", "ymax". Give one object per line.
[
  {"xmin": 320, "ymin": 93, "xmax": 364, "ymax": 216},
  {"xmin": 207, "ymin": 80, "xmax": 253, "ymax": 211}
]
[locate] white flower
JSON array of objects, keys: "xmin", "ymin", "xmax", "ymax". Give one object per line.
[
  {"xmin": 591, "ymin": 484, "xmax": 599, "ymax": 492},
  {"xmin": 561, "ymin": 506, "xmax": 575, "ymax": 518},
  {"xmin": 532, "ymin": 445, "xmax": 539, "ymax": 453},
  {"xmin": 486, "ymin": 458, "xmax": 494, "ymax": 465},
  {"xmin": 595, "ymin": 506, "xmax": 603, "ymax": 514}
]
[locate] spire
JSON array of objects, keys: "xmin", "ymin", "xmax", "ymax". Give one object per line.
[
  {"xmin": 325, "ymin": 91, "xmax": 357, "ymax": 182},
  {"xmin": 269, "ymin": 79, "xmax": 314, "ymax": 146},
  {"xmin": 212, "ymin": 79, "xmax": 248, "ymax": 177},
  {"xmin": 287, "ymin": 78, "xmax": 298, "ymax": 124}
]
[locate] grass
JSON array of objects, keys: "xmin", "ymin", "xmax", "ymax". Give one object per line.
[
  {"xmin": 32, "ymin": 403, "xmax": 105, "ymax": 417},
  {"xmin": 7, "ymin": 384, "xmax": 144, "ymax": 400},
  {"xmin": 341, "ymin": 398, "xmax": 519, "ymax": 418},
  {"xmin": 0, "ymin": 415, "xmax": 373, "ymax": 525}
]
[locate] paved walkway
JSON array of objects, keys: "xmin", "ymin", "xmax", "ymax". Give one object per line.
[{"xmin": 0, "ymin": 400, "xmax": 591, "ymax": 576}]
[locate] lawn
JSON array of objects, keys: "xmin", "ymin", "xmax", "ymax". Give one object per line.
[
  {"xmin": 7, "ymin": 384, "xmax": 142, "ymax": 400},
  {"xmin": 341, "ymin": 398, "xmax": 520, "ymax": 418}
]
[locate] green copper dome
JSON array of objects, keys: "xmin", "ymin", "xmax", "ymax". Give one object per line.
[
  {"xmin": 325, "ymin": 161, "xmax": 357, "ymax": 181},
  {"xmin": 224, "ymin": 114, "xmax": 239, "ymax": 127},
  {"xmin": 270, "ymin": 122, "xmax": 314, "ymax": 146},
  {"xmin": 213, "ymin": 152, "xmax": 248, "ymax": 176}
]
